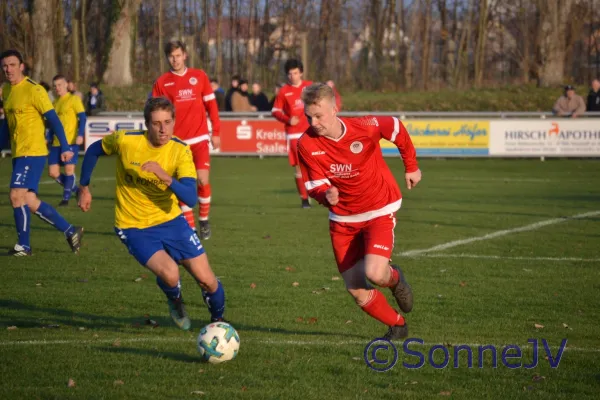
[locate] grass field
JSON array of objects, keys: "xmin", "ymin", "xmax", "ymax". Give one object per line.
[{"xmin": 1, "ymin": 156, "xmax": 599, "ymax": 399}]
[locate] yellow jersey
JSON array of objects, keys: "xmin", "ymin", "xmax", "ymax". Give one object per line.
[
  {"xmin": 2, "ymin": 77, "xmax": 54, "ymax": 157},
  {"xmin": 101, "ymin": 130, "xmax": 197, "ymax": 229},
  {"xmin": 53, "ymin": 93, "xmax": 85, "ymax": 146}
]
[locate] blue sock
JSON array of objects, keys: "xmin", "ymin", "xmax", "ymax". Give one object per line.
[
  {"xmin": 156, "ymin": 277, "xmax": 182, "ymax": 301},
  {"xmin": 13, "ymin": 206, "xmax": 31, "ymax": 249},
  {"xmin": 203, "ymin": 280, "xmax": 225, "ymax": 320},
  {"xmin": 63, "ymin": 175, "xmax": 75, "ymax": 200},
  {"xmin": 35, "ymin": 201, "xmax": 75, "ymax": 236}
]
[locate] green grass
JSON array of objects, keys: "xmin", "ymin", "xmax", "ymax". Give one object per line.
[
  {"xmin": 100, "ymin": 84, "xmax": 566, "ymax": 112},
  {"xmin": 1, "ymin": 157, "xmax": 600, "ymax": 399}
]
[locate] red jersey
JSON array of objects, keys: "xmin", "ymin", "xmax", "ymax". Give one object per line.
[
  {"xmin": 271, "ymin": 80, "xmax": 313, "ymax": 138},
  {"xmin": 151, "ymin": 68, "xmax": 220, "ymax": 144},
  {"xmin": 297, "ymin": 116, "xmax": 418, "ymax": 223}
]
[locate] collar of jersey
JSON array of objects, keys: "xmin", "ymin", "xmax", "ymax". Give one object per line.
[
  {"xmin": 324, "ymin": 118, "xmax": 347, "ymax": 142},
  {"xmin": 169, "ymin": 68, "xmax": 188, "ymax": 77}
]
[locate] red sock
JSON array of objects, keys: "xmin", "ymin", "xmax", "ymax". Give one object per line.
[
  {"xmin": 295, "ymin": 174, "xmax": 308, "ymax": 200},
  {"xmin": 360, "ymin": 289, "xmax": 405, "ymax": 326},
  {"xmin": 198, "ymin": 184, "xmax": 211, "ymax": 221},
  {"xmin": 180, "ymin": 202, "xmax": 196, "ymax": 230},
  {"xmin": 381, "ymin": 265, "xmax": 399, "ymax": 288}
]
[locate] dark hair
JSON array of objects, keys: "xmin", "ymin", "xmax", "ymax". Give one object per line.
[
  {"xmin": 284, "ymin": 59, "xmax": 303, "ymax": 74},
  {"xmin": 144, "ymin": 97, "xmax": 175, "ymax": 123},
  {"xmin": 231, "ymin": 74, "xmax": 241, "ymax": 82},
  {"xmin": 52, "ymin": 74, "xmax": 67, "ymax": 82},
  {"xmin": 210, "ymin": 78, "xmax": 219, "ymax": 84},
  {"xmin": 0, "ymin": 49, "xmax": 24, "ymax": 64},
  {"xmin": 40, "ymin": 81, "xmax": 50, "ymax": 91},
  {"xmin": 164, "ymin": 40, "xmax": 186, "ymax": 56},
  {"xmin": 0, "ymin": 99, "xmax": 4, "ymax": 108}
]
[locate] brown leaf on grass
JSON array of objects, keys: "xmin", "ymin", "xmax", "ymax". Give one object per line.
[
  {"xmin": 308, "ymin": 317, "xmax": 318, "ymax": 324},
  {"xmin": 112, "ymin": 339, "xmax": 121, "ymax": 347},
  {"xmin": 141, "ymin": 274, "xmax": 148, "ymax": 279},
  {"xmin": 93, "ymin": 334, "xmax": 99, "ymax": 338},
  {"xmin": 459, "ymin": 281, "xmax": 467, "ymax": 287},
  {"xmin": 241, "ymin": 386, "xmax": 248, "ymax": 392},
  {"xmin": 345, "ymin": 320, "xmax": 353, "ymax": 324},
  {"xmin": 133, "ymin": 277, "xmax": 143, "ymax": 282},
  {"xmin": 439, "ymin": 391, "xmax": 452, "ymax": 396},
  {"xmin": 331, "ymin": 276, "xmax": 340, "ymax": 281},
  {"xmin": 190, "ymin": 391, "xmax": 205, "ymax": 395},
  {"xmin": 295, "ymin": 317, "xmax": 304, "ymax": 322},
  {"xmin": 198, "ymin": 369, "xmax": 205, "ymax": 374},
  {"xmin": 262, "ymin": 235, "xmax": 271, "ymax": 239},
  {"xmin": 250, "ymin": 283, "xmax": 257, "ymax": 289},
  {"xmin": 285, "ymin": 266, "xmax": 296, "ymax": 272},
  {"xmin": 532, "ymin": 375, "xmax": 545, "ymax": 382},
  {"xmin": 292, "ymin": 282, "xmax": 300, "ymax": 287},
  {"xmin": 114, "ymin": 380, "xmax": 124, "ymax": 385},
  {"xmin": 6, "ymin": 326, "xmax": 17, "ymax": 330},
  {"xmin": 534, "ymin": 323, "xmax": 544, "ymax": 329},
  {"xmin": 67, "ymin": 378, "xmax": 76, "ymax": 388}
]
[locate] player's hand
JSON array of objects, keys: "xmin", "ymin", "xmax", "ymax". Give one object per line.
[
  {"xmin": 289, "ymin": 116, "xmax": 300, "ymax": 126},
  {"xmin": 405, "ymin": 169, "xmax": 422, "ymax": 190},
  {"xmin": 76, "ymin": 136, "xmax": 84, "ymax": 145},
  {"xmin": 211, "ymin": 136, "xmax": 221, "ymax": 150},
  {"xmin": 326, "ymin": 186, "xmax": 339, "ymax": 206},
  {"xmin": 142, "ymin": 161, "xmax": 172, "ymax": 185},
  {"xmin": 61, "ymin": 151, "xmax": 74, "ymax": 163},
  {"xmin": 78, "ymin": 186, "xmax": 92, "ymax": 212}
]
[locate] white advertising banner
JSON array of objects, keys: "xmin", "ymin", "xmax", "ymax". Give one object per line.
[{"xmin": 490, "ymin": 120, "xmax": 600, "ymax": 156}]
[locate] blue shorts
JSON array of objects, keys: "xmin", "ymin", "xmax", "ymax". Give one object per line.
[
  {"xmin": 48, "ymin": 145, "xmax": 79, "ymax": 166},
  {"xmin": 114, "ymin": 215, "xmax": 205, "ymax": 266},
  {"xmin": 10, "ymin": 156, "xmax": 47, "ymax": 193}
]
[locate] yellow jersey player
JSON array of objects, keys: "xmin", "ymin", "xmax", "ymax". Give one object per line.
[
  {"xmin": 48, "ymin": 74, "xmax": 86, "ymax": 206},
  {"xmin": 0, "ymin": 49, "xmax": 84, "ymax": 256},
  {"xmin": 77, "ymin": 97, "xmax": 227, "ymax": 330}
]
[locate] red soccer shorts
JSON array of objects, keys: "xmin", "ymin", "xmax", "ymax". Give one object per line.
[
  {"xmin": 287, "ymin": 138, "xmax": 299, "ymax": 166},
  {"xmin": 329, "ymin": 213, "xmax": 397, "ymax": 273},
  {"xmin": 190, "ymin": 141, "xmax": 210, "ymax": 171}
]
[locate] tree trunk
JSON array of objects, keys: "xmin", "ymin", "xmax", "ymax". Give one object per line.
[
  {"xmin": 102, "ymin": 0, "xmax": 142, "ymax": 86},
  {"xmin": 474, "ymin": 0, "xmax": 488, "ymax": 87},
  {"xmin": 81, "ymin": 0, "xmax": 87, "ymax": 82},
  {"xmin": 421, "ymin": 0, "xmax": 432, "ymax": 90},
  {"xmin": 73, "ymin": 19, "xmax": 80, "ymax": 82},
  {"xmin": 216, "ymin": 0, "xmax": 224, "ymax": 85},
  {"xmin": 55, "ymin": 0, "xmax": 65, "ymax": 73},
  {"xmin": 158, "ymin": 0, "xmax": 165, "ymax": 73},
  {"xmin": 0, "ymin": 1, "xmax": 9, "ymax": 50},
  {"xmin": 536, "ymin": 0, "xmax": 574, "ymax": 87},
  {"xmin": 32, "ymin": 0, "xmax": 57, "ymax": 82},
  {"xmin": 437, "ymin": 0, "xmax": 448, "ymax": 84}
]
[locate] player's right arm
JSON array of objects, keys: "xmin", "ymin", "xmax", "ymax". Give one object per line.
[
  {"xmin": 271, "ymin": 91, "xmax": 290, "ymax": 125},
  {"xmin": 151, "ymin": 78, "xmax": 163, "ymax": 98},
  {"xmin": 78, "ymin": 131, "xmax": 122, "ymax": 211},
  {"xmin": 297, "ymin": 139, "xmax": 333, "ymax": 206}
]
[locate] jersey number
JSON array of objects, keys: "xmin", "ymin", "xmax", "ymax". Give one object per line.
[{"xmin": 189, "ymin": 233, "xmax": 202, "ymax": 250}]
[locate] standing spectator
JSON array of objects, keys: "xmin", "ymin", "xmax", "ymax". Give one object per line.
[
  {"xmin": 231, "ymin": 79, "xmax": 256, "ymax": 112},
  {"xmin": 67, "ymin": 80, "xmax": 84, "ymax": 101},
  {"xmin": 39, "ymin": 81, "xmax": 55, "ymax": 102},
  {"xmin": 249, "ymin": 82, "xmax": 270, "ymax": 111},
  {"xmin": 269, "ymin": 83, "xmax": 283, "ymax": 110},
  {"xmin": 586, "ymin": 79, "xmax": 600, "ymax": 113},
  {"xmin": 326, "ymin": 80, "xmax": 342, "ymax": 111},
  {"xmin": 84, "ymin": 83, "xmax": 106, "ymax": 116},
  {"xmin": 210, "ymin": 79, "xmax": 226, "ymax": 111},
  {"xmin": 224, "ymin": 74, "xmax": 240, "ymax": 111},
  {"xmin": 553, "ymin": 85, "xmax": 586, "ymax": 118}
]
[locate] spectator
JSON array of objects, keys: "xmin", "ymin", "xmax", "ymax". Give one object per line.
[
  {"xmin": 224, "ymin": 74, "xmax": 240, "ymax": 111},
  {"xmin": 231, "ymin": 79, "xmax": 256, "ymax": 112},
  {"xmin": 67, "ymin": 80, "xmax": 84, "ymax": 101},
  {"xmin": 553, "ymin": 85, "xmax": 586, "ymax": 118},
  {"xmin": 249, "ymin": 82, "xmax": 270, "ymax": 111},
  {"xmin": 39, "ymin": 81, "xmax": 55, "ymax": 102},
  {"xmin": 84, "ymin": 83, "xmax": 106, "ymax": 116},
  {"xmin": 326, "ymin": 80, "xmax": 342, "ymax": 111},
  {"xmin": 586, "ymin": 79, "xmax": 600, "ymax": 113},
  {"xmin": 269, "ymin": 82, "xmax": 283, "ymax": 110},
  {"xmin": 210, "ymin": 78, "xmax": 226, "ymax": 111}
]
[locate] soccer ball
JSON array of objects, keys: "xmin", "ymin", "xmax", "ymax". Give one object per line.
[{"xmin": 196, "ymin": 322, "xmax": 240, "ymax": 363}]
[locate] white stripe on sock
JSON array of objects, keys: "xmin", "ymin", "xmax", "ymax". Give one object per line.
[{"xmin": 20, "ymin": 205, "xmax": 27, "ymax": 232}]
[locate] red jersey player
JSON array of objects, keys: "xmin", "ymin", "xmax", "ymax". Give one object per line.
[
  {"xmin": 152, "ymin": 40, "xmax": 220, "ymax": 240},
  {"xmin": 297, "ymin": 83, "xmax": 422, "ymax": 340},
  {"xmin": 271, "ymin": 59, "xmax": 313, "ymax": 208}
]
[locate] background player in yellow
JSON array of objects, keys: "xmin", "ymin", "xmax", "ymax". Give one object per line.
[
  {"xmin": 77, "ymin": 97, "xmax": 227, "ymax": 330},
  {"xmin": 48, "ymin": 74, "xmax": 87, "ymax": 206},
  {"xmin": 0, "ymin": 49, "xmax": 84, "ymax": 256}
]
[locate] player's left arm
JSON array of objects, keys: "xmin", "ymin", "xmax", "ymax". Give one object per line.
[
  {"xmin": 74, "ymin": 97, "xmax": 87, "ymax": 145},
  {"xmin": 200, "ymin": 72, "xmax": 221, "ymax": 149},
  {"xmin": 375, "ymin": 116, "xmax": 421, "ymax": 189}
]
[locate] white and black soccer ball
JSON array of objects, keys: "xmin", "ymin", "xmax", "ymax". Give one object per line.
[{"xmin": 196, "ymin": 322, "xmax": 240, "ymax": 364}]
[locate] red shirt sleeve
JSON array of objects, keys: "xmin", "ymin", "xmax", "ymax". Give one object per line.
[
  {"xmin": 151, "ymin": 78, "xmax": 162, "ymax": 98},
  {"xmin": 200, "ymin": 71, "xmax": 221, "ymax": 137},
  {"xmin": 297, "ymin": 138, "xmax": 330, "ymax": 205},
  {"xmin": 271, "ymin": 91, "xmax": 290, "ymax": 125},
  {"xmin": 374, "ymin": 116, "xmax": 419, "ymax": 173}
]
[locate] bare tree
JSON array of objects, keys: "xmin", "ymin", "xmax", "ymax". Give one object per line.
[
  {"xmin": 32, "ymin": 0, "xmax": 58, "ymax": 82},
  {"xmin": 474, "ymin": 0, "xmax": 488, "ymax": 87}
]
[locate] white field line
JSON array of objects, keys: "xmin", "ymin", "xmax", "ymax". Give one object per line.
[
  {"xmin": 402, "ymin": 253, "xmax": 600, "ymax": 263},
  {"xmin": 0, "ymin": 337, "xmax": 597, "ymax": 353},
  {"xmin": 399, "ymin": 210, "xmax": 600, "ymax": 257},
  {"xmin": 37, "ymin": 175, "xmax": 293, "ymax": 186}
]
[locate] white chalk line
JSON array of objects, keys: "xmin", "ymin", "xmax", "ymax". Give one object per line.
[
  {"xmin": 401, "ymin": 253, "xmax": 600, "ymax": 263},
  {"xmin": 399, "ymin": 210, "xmax": 600, "ymax": 257},
  {"xmin": 0, "ymin": 336, "xmax": 597, "ymax": 353}
]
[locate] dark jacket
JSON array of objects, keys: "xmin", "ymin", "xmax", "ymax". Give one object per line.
[
  {"xmin": 587, "ymin": 90, "xmax": 600, "ymax": 112},
  {"xmin": 249, "ymin": 92, "xmax": 271, "ymax": 112},
  {"xmin": 84, "ymin": 91, "xmax": 106, "ymax": 116},
  {"xmin": 224, "ymin": 87, "xmax": 236, "ymax": 111}
]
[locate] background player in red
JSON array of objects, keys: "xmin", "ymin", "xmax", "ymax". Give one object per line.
[
  {"xmin": 152, "ymin": 40, "xmax": 220, "ymax": 240},
  {"xmin": 271, "ymin": 59, "xmax": 313, "ymax": 208},
  {"xmin": 297, "ymin": 83, "xmax": 422, "ymax": 340}
]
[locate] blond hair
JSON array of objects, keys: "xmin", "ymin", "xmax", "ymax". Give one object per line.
[{"xmin": 302, "ymin": 83, "xmax": 336, "ymax": 106}]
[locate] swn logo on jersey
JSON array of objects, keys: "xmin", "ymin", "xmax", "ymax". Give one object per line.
[
  {"xmin": 330, "ymin": 164, "xmax": 352, "ymax": 173},
  {"xmin": 179, "ymin": 89, "xmax": 193, "ymax": 97}
]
